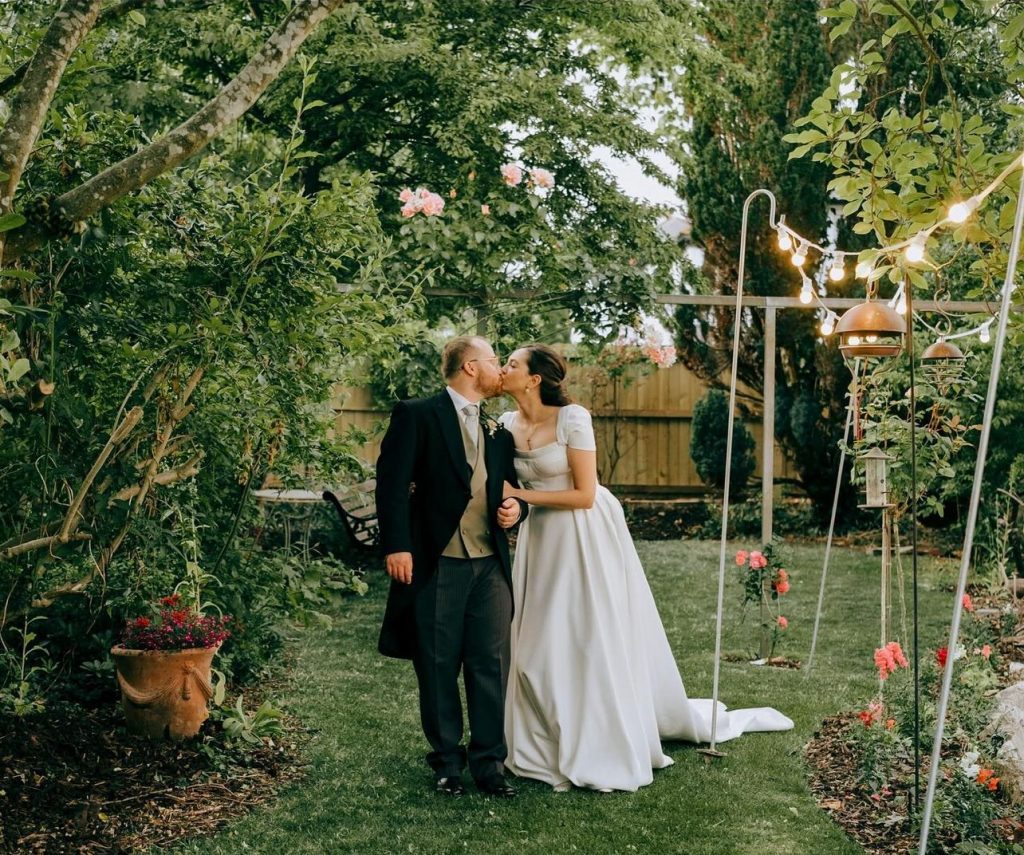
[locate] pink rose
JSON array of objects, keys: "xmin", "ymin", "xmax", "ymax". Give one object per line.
[
  {"xmin": 399, "ymin": 188, "xmax": 414, "ymax": 203},
  {"xmin": 735, "ymin": 550, "xmax": 748, "ymax": 566},
  {"xmin": 401, "ymin": 202, "xmax": 418, "ymax": 218},
  {"xmin": 529, "ymin": 167, "xmax": 555, "ymax": 189},
  {"xmin": 749, "ymin": 551, "xmax": 767, "ymax": 570},
  {"xmin": 417, "ymin": 186, "xmax": 431, "ymax": 199},
  {"xmin": 777, "ymin": 616, "xmax": 788, "ymax": 629},
  {"xmin": 420, "ymin": 193, "xmax": 445, "ymax": 216},
  {"xmin": 775, "ymin": 580, "xmax": 790, "ymax": 594},
  {"xmin": 981, "ymin": 644, "xmax": 992, "ymax": 659},
  {"xmin": 481, "ymin": 204, "xmax": 490, "ymax": 216},
  {"xmin": 962, "ymin": 594, "xmax": 974, "ymax": 612},
  {"xmin": 501, "ymin": 163, "xmax": 523, "ymax": 186}
]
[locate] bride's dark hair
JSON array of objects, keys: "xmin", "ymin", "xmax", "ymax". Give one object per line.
[{"xmin": 525, "ymin": 344, "xmax": 572, "ymax": 407}]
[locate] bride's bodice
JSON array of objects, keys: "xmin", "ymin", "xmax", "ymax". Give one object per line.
[{"xmin": 499, "ymin": 404, "xmax": 596, "ymax": 492}]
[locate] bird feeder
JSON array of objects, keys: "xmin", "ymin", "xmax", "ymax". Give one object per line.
[
  {"xmin": 860, "ymin": 447, "xmax": 893, "ymax": 509},
  {"xmin": 835, "ymin": 298, "xmax": 906, "ymax": 359},
  {"xmin": 921, "ymin": 338, "xmax": 966, "ymax": 390}
]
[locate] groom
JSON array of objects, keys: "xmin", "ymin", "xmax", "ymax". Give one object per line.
[{"xmin": 376, "ymin": 335, "xmax": 525, "ymax": 798}]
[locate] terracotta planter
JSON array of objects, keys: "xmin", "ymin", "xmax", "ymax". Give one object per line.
[{"xmin": 111, "ymin": 644, "xmax": 220, "ymax": 741}]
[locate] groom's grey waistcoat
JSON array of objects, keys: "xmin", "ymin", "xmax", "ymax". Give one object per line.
[{"xmin": 441, "ymin": 409, "xmax": 495, "ymax": 559}]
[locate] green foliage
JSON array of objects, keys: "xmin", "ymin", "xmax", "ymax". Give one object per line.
[
  {"xmin": 221, "ymin": 695, "xmax": 287, "ymax": 748},
  {"xmin": 0, "ymin": 617, "xmax": 54, "ymax": 716},
  {"xmin": 689, "ymin": 389, "xmax": 756, "ymax": 492},
  {"xmin": 666, "ymin": 0, "xmax": 858, "ymax": 524}
]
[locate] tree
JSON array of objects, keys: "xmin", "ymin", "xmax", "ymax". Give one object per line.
[{"xmin": 663, "ymin": 0, "xmax": 863, "ymax": 524}]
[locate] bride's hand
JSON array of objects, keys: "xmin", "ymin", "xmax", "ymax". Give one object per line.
[{"xmin": 503, "ymin": 481, "xmax": 518, "ymax": 501}]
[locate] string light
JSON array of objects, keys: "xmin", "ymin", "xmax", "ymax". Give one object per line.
[
  {"xmin": 979, "ymin": 321, "xmax": 992, "ymax": 344},
  {"xmin": 828, "ymin": 256, "xmax": 846, "ymax": 282},
  {"xmin": 799, "ymin": 275, "xmax": 813, "ymax": 304},
  {"xmin": 855, "ymin": 258, "xmax": 873, "ymax": 279},
  {"xmin": 905, "ymin": 232, "xmax": 927, "ymax": 263},
  {"xmin": 791, "ymin": 241, "xmax": 808, "ymax": 267},
  {"xmin": 777, "ymin": 226, "xmax": 793, "ymax": 251},
  {"xmin": 948, "ymin": 197, "xmax": 980, "ymax": 224},
  {"xmin": 820, "ymin": 311, "xmax": 837, "ymax": 335}
]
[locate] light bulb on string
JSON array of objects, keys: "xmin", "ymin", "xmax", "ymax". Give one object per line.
[
  {"xmin": 820, "ymin": 311, "xmax": 836, "ymax": 336},
  {"xmin": 980, "ymin": 322, "xmax": 992, "ymax": 344},
  {"xmin": 828, "ymin": 256, "xmax": 845, "ymax": 282},
  {"xmin": 777, "ymin": 227, "xmax": 793, "ymax": 251},
  {"xmin": 791, "ymin": 241, "xmax": 808, "ymax": 267},
  {"xmin": 855, "ymin": 258, "xmax": 873, "ymax": 279},
  {"xmin": 948, "ymin": 196, "xmax": 979, "ymax": 224},
  {"xmin": 799, "ymin": 274, "xmax": 813, "ymax": 304},
  {"xmin": 905, "ymin": 232, "xmax": 927, "ymax": 263}
]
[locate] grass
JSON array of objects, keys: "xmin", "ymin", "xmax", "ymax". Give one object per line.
[{"xmin": 174, "ymin": 540, "xmax": 959, "ymax": 855}]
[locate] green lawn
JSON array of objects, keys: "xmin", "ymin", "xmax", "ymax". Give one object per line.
[{"xmin": 174, "ymin": 540, "xmax": 957, "ymax": 855}]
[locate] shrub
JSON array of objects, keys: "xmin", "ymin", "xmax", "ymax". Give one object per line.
[{"xmin": 690, "ymin": 389, "xmax": 756, "ymax": 493}]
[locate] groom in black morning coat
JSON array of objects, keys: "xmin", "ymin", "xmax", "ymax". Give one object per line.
[{"xmin": 376, "ymin": 335, "xmax": 526, "ymax": 798}]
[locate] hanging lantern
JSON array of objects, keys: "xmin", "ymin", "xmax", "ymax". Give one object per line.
[
  {"xmin": 921, "ymin": 338, "xmax": 966, "ymax": 390},
  {"xmin": 835, "ymin": 298, "xmax": 906, "ymax": 359},
  {"xmin": 860, "ymin": 447, "xmax": 893, "ymax": 509}
]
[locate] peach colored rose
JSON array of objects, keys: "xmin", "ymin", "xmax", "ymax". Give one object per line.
[
  {"xmin": 501, "ymin": 163, "xmax": 523, "ymax": 186},
  {"xmin": 481, "ymin": 204, "xmax": 490, "ymax": 216}
]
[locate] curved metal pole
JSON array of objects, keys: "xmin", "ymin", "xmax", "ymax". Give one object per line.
[
  {"xmin": 708, "ymin": 188, "xmax": 778, "ymax": 752},
  {"xmin": 918, "ymin": 164, "xmax": 1024, "ymax": 853},
  {"xmin": 805, "ymin": 359, "xmax": 860, "ymax": 676}
]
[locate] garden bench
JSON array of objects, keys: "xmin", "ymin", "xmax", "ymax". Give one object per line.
[{"xmin": 323, "ymin": 479, "xmax": 379, "ymax": 552}]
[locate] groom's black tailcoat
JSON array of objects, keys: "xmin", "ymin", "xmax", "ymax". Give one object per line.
[{"xmin": 375, "ymin": 390, "xmax": 522, "ymax": 660}]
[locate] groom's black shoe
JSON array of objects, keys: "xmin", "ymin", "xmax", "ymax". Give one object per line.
[
  {"xmin": 434, "ymin": 775, "xmax": 466, "ymax": 796},
  {"xmin": 475, "ymin": 775, "xmax": 517, "ymax": 798}
]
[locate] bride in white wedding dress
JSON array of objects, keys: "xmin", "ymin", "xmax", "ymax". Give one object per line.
[{"xmin": 498, "ymin": 344, "xmax": 793, "ymax": 793}]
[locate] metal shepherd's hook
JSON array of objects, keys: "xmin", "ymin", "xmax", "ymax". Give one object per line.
[{"xmin": 700, "ymin": 188, "xmax": 778, "ymax": 761}]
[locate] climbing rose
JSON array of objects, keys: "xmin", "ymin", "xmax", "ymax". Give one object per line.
[
  {"xmin": 501, "ymin": 163, "xmax": 523, "ymax": 186},
  {"xmin": 529, "ymin": 167, "xmax": 555, "ymax": 189},
  {"xmin": 749, "ymin": 551, "xmax": 767, "ymax": 570},
  {"xmin": 777, "ymin": 616, "xmax": 788, "ymax": 629},
  {"xmin": 735, "ymin": 550, "xmax": 748, "ymax": 566},
  {"xmin": 398, "ymin": 188, "xmax": 414, "ymax": 203}
]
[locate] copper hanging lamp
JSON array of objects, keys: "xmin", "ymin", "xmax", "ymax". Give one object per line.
[
  {"xmin": 921, "ymin": 338, "xmax": 966, "ymax": 389},
  {"xmin": 835, "ymin": 285, "xmax": 907, "ymax": 358}
]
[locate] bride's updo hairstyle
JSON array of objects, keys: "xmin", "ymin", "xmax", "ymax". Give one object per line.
[{"xmin": 525, "ymin": 344, "xmax": 572, "ymax": 407}]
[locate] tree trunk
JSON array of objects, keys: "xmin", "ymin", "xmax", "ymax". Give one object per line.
[{"xmin": 4, "ymin": 0, "xmax": 346, "ymax": 262}]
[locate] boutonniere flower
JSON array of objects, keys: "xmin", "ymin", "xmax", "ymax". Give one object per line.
[{"xmin": 480, "ymin": 412, "xmax": 505, "ymax": 439}]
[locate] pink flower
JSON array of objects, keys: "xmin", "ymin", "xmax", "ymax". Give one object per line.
[
  {"xmin": 529, "ymin": 167, "xmax": 555, "ymax": 189},
  {"xmin": 937, "ymin": 647, "xmax": 948, "ymax": 667},
  {"xmin": 981, "ymin": 644, "xmax": 992, "ymax": 659},
  {"xmin": 400, "ymin": 203, "xmax": 418, "ymax": 218},
  {"xmin": 644, "ymin": 345, "xmax": 678, "ymax": 368},
  {"xmin": 398, "ymin": 188, "xmax": 414, "ymax": 203},
  {"xmin": 962, "ymin": 594, "xmax": 974, "ymax": 612},
  {"xmin": 500, "ymin": 163, "xmax": 523, "ymax": 186},
  {"xmin": 481, "ymin": 204, "xmax": 490, "ymax": 216},
  {"xmin": 887, "ymin": 641, "xmax": 908, "ymax": 669},
  {"xmin": 775, "ymin": 580, "xmax": 790, "ymax": 594},
  {"xmin": 777, "ymin": 616, "xmax": 788, "ymax": 629},
  {"xmin": 420, "ymin": 193, "xmax": 445, "ymax": 216},
  {"xmin": 749, "ymin": 551, "xmax": 767, "ymax": 570},
  {"xmin": 417, "ymin": 186, "xmax": 432, "ymax": 199},
  {"xmin": 735, "ymin": 550, "xmax": 748, "ymax": 566},
  {"xmin": 874, "ymin": 645, "xmax": 907, "ymax": 680}
]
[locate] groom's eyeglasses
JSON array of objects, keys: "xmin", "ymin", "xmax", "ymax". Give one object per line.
[{"xmin": 466, "ymin": 356, "xmax": 501, "ymax": 366}]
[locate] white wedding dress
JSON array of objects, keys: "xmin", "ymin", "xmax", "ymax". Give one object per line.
[{"xmin": 500, "ymin": 404, "xmax": 793, "ymax": 793}]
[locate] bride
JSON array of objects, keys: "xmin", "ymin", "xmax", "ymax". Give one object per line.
[{"xmin": 498, "ymin": 343, "xmax": 793, "ymax": 793}]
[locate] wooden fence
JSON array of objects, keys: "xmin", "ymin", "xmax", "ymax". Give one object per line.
[{"xmin": 331, "ymin": 363, "xmax": 795, "ymax": 495}]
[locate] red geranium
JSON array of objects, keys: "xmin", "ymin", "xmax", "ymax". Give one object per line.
[
  {"xmin": 119, "ymin": 596, "xmax": 231, "ymax": 651},
  {"xmin": 937, "ymin": 647, "xmax": 949, "ymax": 667}
]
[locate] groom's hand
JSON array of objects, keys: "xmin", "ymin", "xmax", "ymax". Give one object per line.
[
  {"xmin": 385, "ymin": 552, "xmax": 414, "ymax": 585},
  {"xmin": 497, "ymin": 497, "xmax": 521, "ymax": 529}
]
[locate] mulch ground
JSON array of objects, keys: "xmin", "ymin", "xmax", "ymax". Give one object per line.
[{"xmin": 0, "ymin": 685, "xmax": 307, "ymax": 854}]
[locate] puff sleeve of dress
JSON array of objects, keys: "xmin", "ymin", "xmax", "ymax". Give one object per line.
[{"xmin": 558, "ymin": 404, "xmax": 597, "ymax": 452}]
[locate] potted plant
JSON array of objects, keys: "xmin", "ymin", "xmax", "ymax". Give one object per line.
[{"xmin": 111, "ymin": 593, "xmax": 231, "ymax": 740}]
